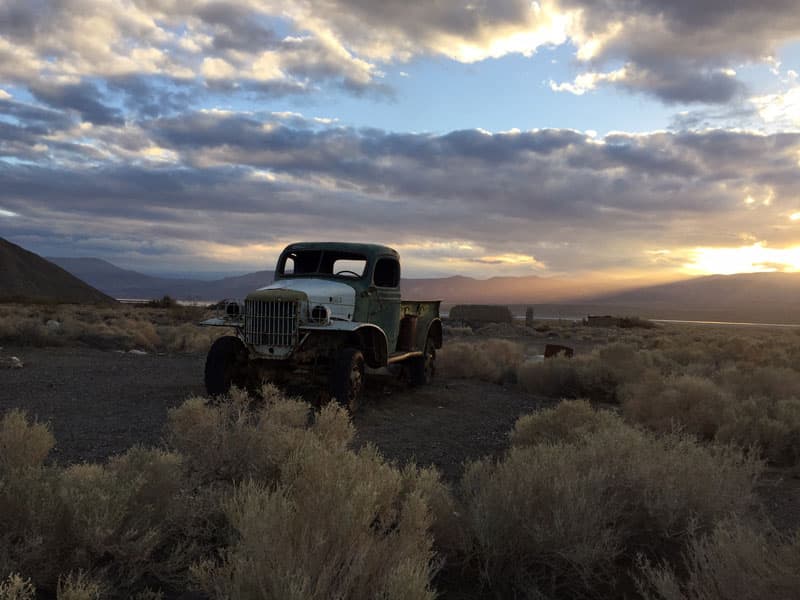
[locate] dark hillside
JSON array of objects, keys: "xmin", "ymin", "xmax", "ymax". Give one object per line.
[
  {"xmin": 0, "ymin": 238, "xmax": 116, "ymax": 304},
  {"xmin": 50, "ymin": 257, "xmax": 273, "ymax": 300},
  {"xmin": 584, "ymin": 271, "xmax": 800, "ymax": 323}
]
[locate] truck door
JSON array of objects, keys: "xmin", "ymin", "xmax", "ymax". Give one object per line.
[{"xmin": 369, "ymin": 257, "xmax": 402, "ymax": 352}]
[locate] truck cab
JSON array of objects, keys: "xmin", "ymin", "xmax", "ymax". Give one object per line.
[{"xmin": 201, "ymin": 242, "xmax": 442, "ymax": 410}]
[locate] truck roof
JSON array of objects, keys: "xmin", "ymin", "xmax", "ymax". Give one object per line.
[{"xmin": 283, "ymin": 242, "xmax": 399, "ymax": 260}]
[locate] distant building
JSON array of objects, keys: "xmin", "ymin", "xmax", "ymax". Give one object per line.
[
  {"xmin": 585, "ymin": 315, "xmax": 621, "ymax": 327},
  {"xmin": 449, "ymin": 304, "xmax": 513, "ymax": 327}
]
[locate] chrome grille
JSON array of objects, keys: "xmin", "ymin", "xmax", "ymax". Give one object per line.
[{"xmin": 244, "ymin": 299, "xmax": 299, "ymax": 348}]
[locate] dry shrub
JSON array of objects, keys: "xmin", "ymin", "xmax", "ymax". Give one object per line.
[
  {"xmin": 0, "ymin": 438, "xmax": 185, "ymax": 592},
  {"xmin": 638, "ymin": 519, "xmax": 800, "ymax": 600},
  {"xmin": 442, "ymin": 325, "xmax": 473, "ymax": 337},
  {"xmin": 57, "ymin": 447, "xmax": 184, "ymax": 587},
  {"xmin": 0, "ymin": 304, "xmax": 221, "ymax": 353},
  {"xmin": 436, "ymin": 339, "xmax": 524, "ymax": 383},
  {"xmin": 0, "ymin": 410, "xmax": 54, "ymax": 474},
  {"xmin": 0, "ymin": 387, "xmax": 451, "ymax": 598},
  {"xmin": 516, "ymin": 355, "xmax": 616, "ymax": 402},
  {"xmin": 622, "ymin": 374, "xmax": 732, "ymax": 440},
  {"xmin": 720, "ymin": 365, "xmax": 800, "ymax": 401},
  {"xmin": 167, "ymin": 385, "xmax": 325, "ymax": 484},
  {"xmin": 510, "ymin": 399, "xmax": 620, "ymax": 447},
  {"xmin": 0, "ymin": 575, "xmax": 35, "ymax": 600},
  {"xmin": 157, "ymin": 323, "xmax": 222, "ymax": 353},
  {"xmin": 0, "ymin": 468, "xmax": 64, "ymax": 584},
  {"xmin": 623, "ymin": 369, "xmax": 800, "ymax": 464},
  {"xmin": 400, "ymin": 464, "xmax": 466, "ymax": 557},
  {"xmin": 715, "ymin": 396, "xmax": 800, "ymax": 465},
  {"xmin": 0, "ymin": 411, "xmax": 59, "ymax": 583},
  {"xmin": 461, "ymin": 404, "xmax": 761, "ymax": 597},
  {"xmin": 517, "ymin": 356, "xmax": 583, "ymax": 398},
  {"xmin": 192, "ymin": 442, "xmax": 437, "ymax": 600},
  {"xmin": 517, "ymin": 343, "xmax": 650, "ymax": 402}
]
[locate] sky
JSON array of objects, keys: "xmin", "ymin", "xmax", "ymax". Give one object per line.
[{"xmin": 2, "ymin": 1, "xmax": 800, "ymax": 281}]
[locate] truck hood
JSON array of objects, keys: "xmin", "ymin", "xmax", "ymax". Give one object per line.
[{"xmin": 257, "ymin": 278, "xmax": 356, "ymax": 321}]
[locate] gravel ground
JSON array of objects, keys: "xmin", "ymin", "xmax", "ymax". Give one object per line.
[
  {"xmin": 0, "ymin": 346, "xmax": 207, "ymax": 464},
  {"xmin": 0, "ymin": 345, "xmax": 542, "ymax": 479},
  {"xmin": 1, "ymin": 343, "xmax": 798, "ymax": 535}
]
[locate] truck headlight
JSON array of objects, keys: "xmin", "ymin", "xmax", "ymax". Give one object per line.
[
  {"xmin": 225, "ymin": 300, "xmax": 243, "ymax": 317},
  {"xmin": 310, "ymin": 305, "xmax": 331, "ymax": 325}
]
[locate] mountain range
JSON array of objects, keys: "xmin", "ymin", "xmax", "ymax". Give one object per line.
[
  {"xmin": 47, "ymin": 255, "xmax": 800, "ymax": 323},
  {"xmin": 48, "ymin": 257, "xmax": 274, "ymax": 301}
]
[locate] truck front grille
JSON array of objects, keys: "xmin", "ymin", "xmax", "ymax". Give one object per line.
[{"xmin": 244, "ymin": 299, "xmax": 299, "ymax": 348}]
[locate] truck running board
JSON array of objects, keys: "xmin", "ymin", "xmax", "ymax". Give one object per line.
[{"xmin": 386, "ymin": 350, "xmax": 424, "ymax": 364}]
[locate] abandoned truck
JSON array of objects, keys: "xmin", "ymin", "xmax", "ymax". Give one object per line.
[{"xmin": 201, "ymin": 242, "xmax": 442, "ymax": 410}]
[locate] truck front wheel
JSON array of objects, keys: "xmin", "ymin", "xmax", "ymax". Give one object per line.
[
  {"xmin": 205, "ymin": 335, "xmax": 249, "ymax": 396},
  {"xmin": 329, "ymin": 348, "xmax": 365, "ymax": 413}
]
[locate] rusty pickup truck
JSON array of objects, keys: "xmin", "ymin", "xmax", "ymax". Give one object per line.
[{"xmin": 201, "ymin": 242, "xmax": 442, "ymax": 410}]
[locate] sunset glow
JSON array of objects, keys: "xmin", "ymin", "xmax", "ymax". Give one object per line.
[
  {"xmin": 1, "ymin": 1, "xmax": 800, "ymax": 281},
  {"xmin": 684, "ymin": 243, "xmax": 800, "ymax": 275}
]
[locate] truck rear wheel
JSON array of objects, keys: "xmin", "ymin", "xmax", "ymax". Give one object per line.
[
  {"xmin": 329, "ymin": 348, "xmax": 365, "ymax": 413},
  {"xmin": 205, "ymin": 336, "xmax": 248, "ymax": 396},
  {"xmin": 409, "ymin": 336, "xmax": 436, "ymax": 386}
]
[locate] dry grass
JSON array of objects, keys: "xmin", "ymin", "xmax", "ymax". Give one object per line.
[
  {"xmin": 461, "ymin": 402, "xmax": 762, "ymax": 597},
  {"xmin": 638, "ymin": 519, "xmax": 800, "ymax": 600},
  {"xmin": 0, "ymin": 575, "xmax": 35, "ymax": 600},
  {"xmin": 56, "ymin": 571, "xmax": 104, "ymax": 600},
  {"xmin": 436, "ymin": 338, "xmax": 524, "ymax": 383},
  {"xmin": 0, "ymin": 303, "xmax": 225, "ymax": 353}
]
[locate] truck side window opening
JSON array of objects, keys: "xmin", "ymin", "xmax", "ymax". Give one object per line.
[
  {"xmin": 283, "ymin": 255, "xmax": 295, "ymax": 275},
  {"xmin": 374, "ymin": 258, "xmax": 400, "ymax": 287}
]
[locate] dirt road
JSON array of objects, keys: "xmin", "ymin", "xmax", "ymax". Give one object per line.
[{"xmin": 0, "ymin": 345, "xmax": 541, "ymax": 480}]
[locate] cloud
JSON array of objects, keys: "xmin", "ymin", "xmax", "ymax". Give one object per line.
[
  {"xmin": 29, "ymin": 81, "xmax": 124, "ymax": 126},
  {"xmin": 3, "ymin": 0, "xmax": 797, "ymax": 114},
  {"xmin": 4, "ymin": 106, "xmax": 800, "ymax": 275}
]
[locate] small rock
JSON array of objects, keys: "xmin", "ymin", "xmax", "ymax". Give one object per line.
[
  {"xmin": 46, "ymin": 319, "xmax": 62, "ymax": 332},
  {"xmin": 128, "ymin": 349, "xmax": 148, "ymax": 355},
  {"xmin": 0, "ymin": 356, "xmax": 23, "ymax": 369}
]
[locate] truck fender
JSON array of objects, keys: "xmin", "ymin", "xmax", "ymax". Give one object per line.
[
  {"xmin": 348, "ymin": 324, "xmax": 389, "ymax": 368},
  {"xmin": 424, "ymin": 318, "xmax": 443, "ymax": 349}
]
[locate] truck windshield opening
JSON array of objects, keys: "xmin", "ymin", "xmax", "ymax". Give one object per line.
[{"xmin": 280, "ymin": 250, "xmax": 368, "ymax": 279}]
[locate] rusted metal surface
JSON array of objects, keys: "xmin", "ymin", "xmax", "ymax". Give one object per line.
[
  {"xmin": 397, "ymin": 314, "xmax": 418, "ymax": 351},
  {"xmin": 544, "ymin": 344, "xmax": 574, "ymax": 358}
]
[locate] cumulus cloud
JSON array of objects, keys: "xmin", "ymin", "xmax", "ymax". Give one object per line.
[
  {"xmin": 2, "ymin": 0, "xmax": 799, "ymax": 112},
  {"xmin": 3, "ymin": 104, "xmax": 800, "ymax": 274}
]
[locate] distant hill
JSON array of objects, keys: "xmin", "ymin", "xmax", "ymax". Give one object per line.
[
  {"xmin": 50, "ymin": 258, "xmax": 613, "ymax": 304},
  {"xmin": 48, "ymin": 255, "xmax": 800, "ymax": 323},
  {"xmin": 49, "ymin": 257, "xmax": 274, "ymax": 301},
  {"xmin": 582, "ymin": 272, "xmax": 800, "ymax": 323},
  {"xmin": 0, "ymin": 239, "xmax": 116, "ymax": 304},
  {"xmin": 401, "ymin": 275, "xmax": 613, "ymax": 304}
]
